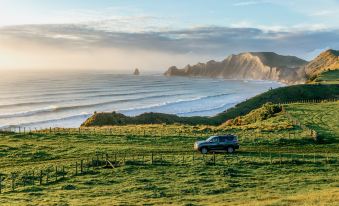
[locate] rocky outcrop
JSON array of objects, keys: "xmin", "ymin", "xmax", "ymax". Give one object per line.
[
  {"xmin": 165, "ymin": 52, "xmax": 308, "ymax": 84},
  {"xmin": 133, "ymin": 68, "xmax": 140, "ymax": 75},
  {"xmin": 304, "ymin": 49, "xmax": 339, "ymax": 79}
]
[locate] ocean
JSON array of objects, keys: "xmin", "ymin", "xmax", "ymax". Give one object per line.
[{"xmin": 0, "ymin": 70, "xmax": 283, "ymax": 129}]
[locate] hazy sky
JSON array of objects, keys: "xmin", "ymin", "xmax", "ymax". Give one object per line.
[{"xmin": 1, "ymin": 0, "xmax": 339, "ymax": 71}]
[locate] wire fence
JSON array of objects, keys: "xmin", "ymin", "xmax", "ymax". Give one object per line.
[
  {"xmin": 0, "ymin": 150, "xmax": 338, "ymax": 194},
  {"xmin": 278, "ymin": 98, "xmax": 338, "ymax": 105}
]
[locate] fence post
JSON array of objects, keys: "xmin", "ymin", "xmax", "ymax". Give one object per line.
[
  {"xmin": 213, "ymin": 152, "xmax": 216, "ymax": 165},
  {"xmin": 55, "ymin": 166, "xmax": 58, "ymax": 182},
  {"xmin": 326, "ymin": 153, "xmax": 329, "ymax": 164},
  {"xmin": 62, "ymin": 166, "xmax": 65, "ymax": 179},
  {"xmin": 270, "ymin": 153, "xmax": 272, "ymax": 164},
  {"xmin": 46, "ymin": 170, "xmax": 49, "ymax": 184},
  {"xmin": 39, "ymin": 170, "xmax": 43, "ymax": 185},
  {"xmin": 81, "ymin": 160, "xmax": 83, "ymax": 173},
  {"xmin": 75, "ymin": 162, "xmax": 78, "ymax": 175},
  {"xmin": 0, "ymin": 174, "xmax": 2, "ymax": 194},
  {"xmin": 151, "ymin": 153, "xmax": 154, "ymax": 165},
  {"xmin": 11, "ymin": 173, "xmax": 16, "ymax": 191},
  {"xmin": 32, "ymin": 171, "xmax": 35, "ymax": 185}
]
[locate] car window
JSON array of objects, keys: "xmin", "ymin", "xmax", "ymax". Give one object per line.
[
  {"xmin": 219, "ymin": 136, "xmax": 227, "ymax": 142},
  {"xmin": 210, "ymin": 137, "xmax": 219, "ymax": 142},
  {"xmin": 206, "ymin": 136, "xmax": 217, "ymax": 142},
  {"xmin": 226, "ymin": 135, "xmax": 235, "ymax": 141}
]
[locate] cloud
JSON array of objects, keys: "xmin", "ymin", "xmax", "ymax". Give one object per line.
[
  {"xmin": 0, "ymin": 24, "xmax": 338, "ymax": 71},
  {"xmin": 233, "ymin": 0, "xmax": 270, "ymax": 6},
  {"xmin": 309, "ymin": 10, "xmax": 337, "ymax": 18}
]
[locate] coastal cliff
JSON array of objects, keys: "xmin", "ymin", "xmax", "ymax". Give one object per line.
[{"xmin": 164, "ymin": 52, "xmax": 309, "ymax": 84}]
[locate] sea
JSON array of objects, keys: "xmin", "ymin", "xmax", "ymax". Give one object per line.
[{"xmin": 0, "ymin": 70, "xmax": 284, "ymax": 129}]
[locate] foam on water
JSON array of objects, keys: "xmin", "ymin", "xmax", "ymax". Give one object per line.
[{"xmin": 0, "ymin": 71, "xmax": 284, "ymax": 129}]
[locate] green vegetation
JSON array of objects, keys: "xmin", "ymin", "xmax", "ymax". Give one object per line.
[
  {"xmin": 224, "ymin": 102, "xmax": 282, "ymax": 126},
  {"xmin": 83, "ymin": 84, "xmax": 339, "ymax": 126},
  {"xmin": 311, "ymin": 70, "xmax": 339, "ymax": 84},
  {"xmin": 285, "ymin": 102, "xmax": 339, "ymax": 143},
  {"xmin": 0, "ymin": 102, "xmax": 338, "ymax": 205}
]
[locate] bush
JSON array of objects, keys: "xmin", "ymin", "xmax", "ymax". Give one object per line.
[{"xmin": 61, "ymin": 184, "xmax": 77, "ymax": 190}]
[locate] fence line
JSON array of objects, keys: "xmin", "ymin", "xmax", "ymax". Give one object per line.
[
  {"xmin": 278, "ymin": 98, "xmax": 338, "ymax": 105},
  {"xmin": 0, "ymin": 151, "xmax": 337, "ymax": 194},
  {"xmin": 281, "ymin": 106, "xmax": 318, "ymax": 141}
]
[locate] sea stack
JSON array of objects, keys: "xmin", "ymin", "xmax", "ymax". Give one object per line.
[{"xmin": 133, "ymin": 68, "xmax": 140, "ymax": 75}]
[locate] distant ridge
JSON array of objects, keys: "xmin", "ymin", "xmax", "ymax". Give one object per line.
[{"xmin": 165, "ymin": 52, "xmax": 308, "ymax": 84}]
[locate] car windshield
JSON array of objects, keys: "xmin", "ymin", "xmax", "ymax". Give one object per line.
[{"xmin": 206, "ymin": 136, "xmax": 218, "ymax": 142}]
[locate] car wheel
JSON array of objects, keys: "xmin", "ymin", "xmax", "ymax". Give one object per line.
[
  {"xmin": 227, "ymin": 146, "xmax": 234, "ymax": 154},
  {"xmin": 201, "ymin": 147, "xmax": 208, "ymax": 154}
]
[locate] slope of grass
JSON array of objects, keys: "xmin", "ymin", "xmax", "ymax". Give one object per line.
[
  {"xmin": 284, "ymin": 101, "xmax": 339, "ymax": 143},
  {"xmin": 82, "ymin": 84, "xmax": 339, "ymax": 126},
  {"xmin": 312, "ymin": 69, "xmax": 339, "ymax": 84}
]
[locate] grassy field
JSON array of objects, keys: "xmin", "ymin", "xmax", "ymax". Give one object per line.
[
  {"xmin": 312, "ymin": 70, "xmax": 339, "ymax": 84},
  {"xmin": 0, "ymin": 102, "xmax": 338, "ymax": 205},
  {"xmin": 285, "ymin": 101, "xmax": 339, "ymax": 143}
]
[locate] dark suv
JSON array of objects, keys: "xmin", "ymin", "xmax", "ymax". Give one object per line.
[{"xmin": 194, "ymin": 135, "xmax": 239, "ymax": 154}]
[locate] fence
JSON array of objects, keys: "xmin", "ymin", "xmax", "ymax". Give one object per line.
[
  {"xmin": 278, "ymin": 98, "xmax": 338, "ymax": 105},
  {"xmin": 281, "ymin": 106, "xmax": 318, "ymax": 141},
  {"xmin": 0, "ymin": 151, "xmax": 338, "ymax": 194}
]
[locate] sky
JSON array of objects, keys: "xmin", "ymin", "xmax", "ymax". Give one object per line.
[{"xmin": 0, "ymin": 0, "xmax": 339, "ymax": 71}]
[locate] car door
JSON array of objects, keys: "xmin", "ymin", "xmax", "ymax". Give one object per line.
[
  {"xmin": 208, "ymin": 136, "xmax": 220, "ymax": 150},
  {"xmin": 218, "ymin": 136, "xmax": 227, "ymax": 150}
]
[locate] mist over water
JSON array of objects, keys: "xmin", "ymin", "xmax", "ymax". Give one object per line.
[{"xmin": 0, "ymin": 70, "xmax": 283, "ymax": 129}]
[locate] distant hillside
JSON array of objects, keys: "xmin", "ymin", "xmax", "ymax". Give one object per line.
[
  {"xmin": 82, "ymin": 84, "xmax": 339, "ymax": 127},
  {"xmin": 304, "ymin": 49, "xmax": 339, "ymax": 80},
  {"xmin": 164, "ymin": 52, "xmax": 308, "ymax": 84}
]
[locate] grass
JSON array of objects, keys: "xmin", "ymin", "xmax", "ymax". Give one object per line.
[
  {"xmin": 1, "ymin": 161, "xmax": 338, "ymax": 206},
  {"xmin": 312, "ymin": 70, "xmax": 339, "ymax": 84},
  {"xmin": 0, "ymin": 102, "xmax": 338, "ymax": 205},
  {"xmin": 284, "ymin": 101, "xmax": 339, "ymax": 143}
]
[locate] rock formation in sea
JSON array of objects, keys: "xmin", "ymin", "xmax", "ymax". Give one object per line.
[{"xmin": 134, "ymin": 68, "xmax": 140, "ymax": 75}]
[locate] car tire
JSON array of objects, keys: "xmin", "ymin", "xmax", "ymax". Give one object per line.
[
  {"xmin": 201, "ymin": 147, "xmax": 208, "ymax": 154},
  {"xmin": 227, "ymin": 146, "xmax": 235, "ymax": 154}
]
